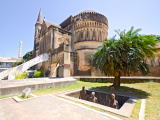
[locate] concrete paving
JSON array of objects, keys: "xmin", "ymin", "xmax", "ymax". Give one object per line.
[
  {"xmin": 0, "ymin": 77, "xmax": 77, "ymax": 97},
  {"xmin": 0, "ymin": 95, "xmax": 116, "ymax": 120},
  {"xmin": 139, "ymin": 98, "xmax": 146, "ymax": 120}
]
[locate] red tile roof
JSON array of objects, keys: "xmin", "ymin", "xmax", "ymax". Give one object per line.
[{"xmin": 0, "ymin": 57, "xmax": 21, "ymax": 61}]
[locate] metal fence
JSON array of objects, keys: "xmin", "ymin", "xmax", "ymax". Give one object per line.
[{"xmin": 0, "ymin": 65, "xmax": 10, "ymax": 68}]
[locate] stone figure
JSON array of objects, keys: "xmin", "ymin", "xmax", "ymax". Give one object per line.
[
  {"xmin": 80, "ymin": 86, "xmax": 86, "ymax": 100},
  {"xmin": 90, "ymin": 92, "xmax": 98, "ymax": 103},
  {"xmin": 83, "ymin": 91, "xmax": 90, "ymax": 101},
  {"xmin": 111, "ymin": 87, "xmax": 118, "ymax": 100},
  {"xmin": 109, "ymin": 93, "xmax": 119, "ymax": 109}
]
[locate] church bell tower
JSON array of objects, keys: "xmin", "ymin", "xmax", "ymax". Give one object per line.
[{"xmin": 33, "ymin": 8, "xmax": 42, "ymax": 58}]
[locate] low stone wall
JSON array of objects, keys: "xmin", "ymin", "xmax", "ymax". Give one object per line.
[
  {"xmin": 131, "ymin": 67, "xmax": 160, "ymax": 77},
  {"xmin": 0, "ymin": 77, "xmax": 77, "ymax": 97},
  {"xmin": 75, "ymin": 76, "xmax": 160, "ymax": 83},
  {"xmin": 91, "ymin": 67, "xmax": 160, "ymax": 77}
]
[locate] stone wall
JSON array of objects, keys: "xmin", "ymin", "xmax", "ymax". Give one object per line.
[
  {"xmin": 131, "ymin": 67, "xmax": 160, "ymax": 77},
  {"xmin": 91, "ymin": 67, "xmax": 160, "ymax": 77},
  {"xmin": 0, "ymin": 78, "xmax": 77, "ymax": 97},
  {"xmin": 72, "ymin": 11, "xmax": 108, "ymax": 76},
  {"xmin": 59, "ymin": 11, "xmax": 108, "ymax": 77},
  {"xmin": 76, "ymin": 77, "xmax": 160, "ymax": 83},
  {"xmin": 70, "ymin": 52, "xmax": 78, "ymax": 76},
  {"xmin": 47, "ymin": 42, "xmax": 71, "ymax": 78},
  {"xmin": 74, "ymin": 20, "xmax": 108, "ymax": 43},
  {"xmin": 91, "ymin": 66, "xmax": 105, "ymax": 76},
  {"xmin": 36, "ymin": 24, "xmax": 72, "ymax": 78}
]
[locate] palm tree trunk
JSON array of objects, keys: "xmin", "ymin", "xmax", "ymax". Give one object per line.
[
  {"xmin": 112, "ymin": 72, "xmax": 120, "ymax": 88},
  {"xmin": 128, "ymin": 69, "xmax": 130, "ymax": 76}
]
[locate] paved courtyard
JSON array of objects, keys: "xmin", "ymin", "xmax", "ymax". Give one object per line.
[{"xmin": 0, "ymin": 95, "xmax": 117, "ymax": 120}]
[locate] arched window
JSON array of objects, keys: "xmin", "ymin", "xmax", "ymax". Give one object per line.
[
  {"xmin": 81, "ymin": 31, "xmax": 83, "ymax": 38},
  {"xmin": 87, "ymin": 30, "xmax": 89, "ymax": 38},
  {"xmin": 99, "ymin": 31, "xmax": 102, "ymax": 41},
  {"xmin": 93, "ymin": 30, "xmax": 95, "ymax": 37}
]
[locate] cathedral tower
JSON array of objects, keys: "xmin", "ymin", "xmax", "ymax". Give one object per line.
[
  {"xmin": 33, "ymin": 8, "xmax": 42, "ymax": 58},
  {"xmin": 60, "ymin": 10, "xmax": 108, "ymax": 76}
]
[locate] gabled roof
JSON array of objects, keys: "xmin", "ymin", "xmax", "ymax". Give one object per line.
[
  {"xmin": 60, "ymin": 15, "xmax": 73, "ymax": 29},
  {"xmin": 44, "ymin": 19, "xmax": 61, "ymax": 28}
]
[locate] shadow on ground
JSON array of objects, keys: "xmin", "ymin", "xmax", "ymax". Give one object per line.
[{"xmin": 88, "ymin": 85, "xmax": 151, "ymax": 98}]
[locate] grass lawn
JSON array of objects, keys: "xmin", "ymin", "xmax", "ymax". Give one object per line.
[
  {"xmin": 31, "ymin": 80, "xmax": 160, "ymax": 120},
  {"xmin": 0, "ymin": 95, "xmax": 17, "ymax": 100},
  {"xmin": 18, "ymin": 94, "xmax": 34, "ymax": 99}
]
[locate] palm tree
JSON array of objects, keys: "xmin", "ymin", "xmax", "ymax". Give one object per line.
[{"xmin": 92, "ymin": 26, "xmax": 157, "ymax": 88}]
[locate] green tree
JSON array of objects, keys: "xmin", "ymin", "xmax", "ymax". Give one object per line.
[
  {"xmin": 92, "ymin": 26, "xmax": 157, "ymax": 88},
  {"xmin": 23, "ymin": 50, "xmax": 33, "ymax": 61},
  {"xmin": 151, "ymin": 35, "xmax": 160, "ymax": 42}
]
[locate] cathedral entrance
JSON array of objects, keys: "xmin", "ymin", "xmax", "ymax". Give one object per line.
[
  {"xmin": 56, "ymin": 66, "xmax": 60, "ymax": 77},
  {"xmin": 51, "ymin": 60, "xmax": 59, "ymax": 77}
]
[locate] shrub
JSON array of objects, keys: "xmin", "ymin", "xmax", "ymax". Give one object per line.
[
  {"xmin": 33, "ymin": 70, "xmax": 44, "ymax": 78},
  {"xmin": 12, "ymin": 71, "xmax": 28, "ymax": 79}
]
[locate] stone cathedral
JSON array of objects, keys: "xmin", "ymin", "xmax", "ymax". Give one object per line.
[{"xmin": 33, "ymin": 9, "xmax": 108, "ymax": 77}]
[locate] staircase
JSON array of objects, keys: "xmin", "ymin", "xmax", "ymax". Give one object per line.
[{"xmin": 0, "ymin": 53, "xmax": 49, "ymax": 80}]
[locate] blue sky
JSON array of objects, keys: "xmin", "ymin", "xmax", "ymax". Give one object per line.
[{"xmin": 0, "ymin": 0, "xmax": 159, "ymax": 58}]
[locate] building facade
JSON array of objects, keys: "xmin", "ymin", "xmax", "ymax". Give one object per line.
[
  {"xmin": 33, "ymin": 9, "xmax": 160, "ymax": 77},
  {"xmin": 0, "ymin": 57, "xmax": 21, "ymax": 73},
  {"xmin": 33, "ymin": 9, "xmax": 108, "ymax": 77}
]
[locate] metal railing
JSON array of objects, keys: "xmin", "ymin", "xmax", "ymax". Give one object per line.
[
  {"xmin": 0, "ymin": 65, "xmax": 10, "ymax": 68},
  {"xmin": 0, "ymin": 53, "xmax": 49, "ymax": 80}
]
